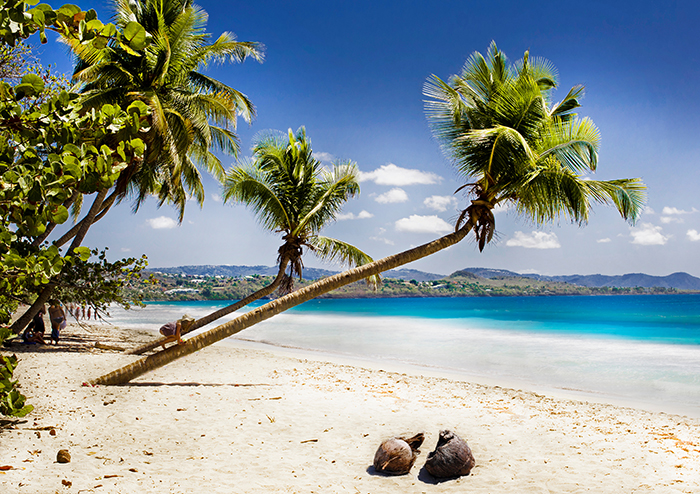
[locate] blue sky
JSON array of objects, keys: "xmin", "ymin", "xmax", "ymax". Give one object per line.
[{"xmin": 35, "ymin": 0, "xmax": 700, "ymax": 276}]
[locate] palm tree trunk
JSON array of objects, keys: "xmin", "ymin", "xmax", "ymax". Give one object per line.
[
  {"xmin": 125, "ymin": 259, "xmax": 290, "ymax": 355},
  {"xmin": 90, "ymin": 222, "xmax": 473, "ymax": 385},
  {"xmin": 31, "ymin": 189, "xmax": 80, "ymax": 248},
  {"xmin": 11, "ymin": 189, "xmax": 109, "ymax": 334},
  {"xmin": 52, "ymin": 190, "xmax": 118, "ymax": 248}
]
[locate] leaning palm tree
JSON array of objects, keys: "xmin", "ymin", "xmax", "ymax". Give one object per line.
[
  {"xmin": 92, "ymin": 43, "xmax": 646, "ymax": 385},
  {"xmin": 127, "ymin": 127, "xmax": 378, "ymax": 354}
]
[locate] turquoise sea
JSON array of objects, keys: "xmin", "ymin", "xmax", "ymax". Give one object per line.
[{"xmin": 99, "ymin": 294, "xmax": 700, "ymax": 417}]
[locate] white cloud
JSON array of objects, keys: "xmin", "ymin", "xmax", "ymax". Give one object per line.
[
  {"xmin": 630, "ymin": 223, "xmax": 669, "ymax": 245},
  {"xmin": 597, "ymin": 238, "xmax": 612, "ymax": 243},
  {"xmin": 370, "ymin": 236, "xmax": 395, "ymax": 245},
  {"xmin": 120, "ymin": 247, "xmax": 132, "ymax": 252},
  {"xmin": 210, "ymin": 193, "xmax": 222, "ymax": 203},
  {"xmin": 662, "ymin": 206, "xmax": 698, "ymax": 215},
  {"xmin": 375, "ymin": 188, "xmax": 409, "ymax": 204},
  {"xmin": 313, "ymin": 151, "xmax": 334, "ymax": 163},
  {"xmin": 395, "ymin": 215, "xmax": 453, "ymax": 234},
  {"xmin": 493, "ymin": 203, "xmax": 511, "ymax": 215},
  {"xmin": 337, "ymin": 210, "xmax": 374, "ymax": 220},
  {"xmin": 643, "ymin": 206, "xmax": 655, "ymax": 215},
  {"xmin": 687, "ymin": 229, "xmax": 700, "ymax": 242},
  {"xmin": 147, "ymin": 216, "xmax": 178, "ymax": 230},
  {"xmin": 506, "ymin": 231, "xmax": 561, "ymax": 249},
  {"xmin": 359, "ymin": 163, "xmax": 441, "ymax": 186},
  {"xmin": 424, "ymin": 195, "xmax": 457, "ymax": 212},
  {"xmin": 660, "ymin": 216, "xmax": 684, "ymax": 224}
]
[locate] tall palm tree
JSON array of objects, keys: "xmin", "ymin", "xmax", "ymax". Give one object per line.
[
  {"xmin": 92, "ymin": 43, "xmax": 646, "ymax": 385},
  {"xmin": 71, "ymin": 0, "xmax": 264, "ymax": 222},
  {"xmin": 127, "ymin": 127, "xmax": 378, "ymax": 355},
  {"xmin": 11, "ymin": 0, "xmax": 263, "ymax": 333}
]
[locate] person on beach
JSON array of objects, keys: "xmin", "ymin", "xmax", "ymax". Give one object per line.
[
  {"xmin": 159, "ymin": 320, "xmax": 184, "ymax": 350},
  {"xmin": 23, "ymin": 306, "xmax": 46, "ymax": 344},
  {"xmin": 48, "ymin": 300, "xmax": 66, "ymax": 345}
]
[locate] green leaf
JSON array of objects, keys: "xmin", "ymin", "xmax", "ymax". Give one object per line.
[
  {"xmin": 13, "ymin": 404, "xmax": 34, "ymax": 418},
  {"xmin": 56, "ymin": 4, "xmax": 81, "ymax": 17},
  {"xmin": 122, "ymin": 21, "xmax": 147, "ymax": 50},
  {"xmin": 90, "ymin": 36, "xmax": 108, "ymax": 50},
  {"xmin": 49, "ymin": 205, "xmax": 69, "ymax": 224},
  {"xmin": 20, "ymin": 73, "xmax": 44, "ymax": 93},
  {"xmin": 99, "ymin": 23, "xmax": 117, "ymax": 38},
  {"xmin": 73, "ymin": 246, "xmax": 91, "ymax": 261}
]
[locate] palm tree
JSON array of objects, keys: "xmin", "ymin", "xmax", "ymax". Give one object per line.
[
  {"xmin": 127, "ymin": 127, "xmax": 378, "ymax": 355},
  {"xmin": 11, "ymin": 0, "xmax": 263, "ymax": 333},
  {"xmin": 92, "ymin": 43, "xmax": 645, "ymax": 385},
  {"xmin": 71, "ymin": 0, "xmax": 264, "ymax": 225},
  {"xmin": 422, "ymin": 41, "xmax": 644, "ymax": 246}
]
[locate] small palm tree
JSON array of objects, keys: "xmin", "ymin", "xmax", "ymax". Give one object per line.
[
  {"xmin": 128, "ymin": 126, "xmax": 377, "ymax": 354},
  {"xmin": 94, "ymin": 44, "xmax": 646, "ymax": 384},
  {"xmin": 225, "ymin": 127, "xmax": 378, "ymax": 288}
]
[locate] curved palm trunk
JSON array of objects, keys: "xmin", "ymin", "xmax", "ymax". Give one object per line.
[
  {"xmin": 90, "ymin": 223, "xmax": 473, "ymax": 385},
  {"xmin": 53, "ymin": 190, "xmax": 118, "ymax": 248},
  {"xmin": 31, "ymin": 189, "xmax": 81, "ymax": 248},
  {"xmin": 125, "ymin": 259, "xmax": 290, "ymax": 355},
  {"xmin": 11, "ymin": 189, "xmax": 109, "ymax": 334}
]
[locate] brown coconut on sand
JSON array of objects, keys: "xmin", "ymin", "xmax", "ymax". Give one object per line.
[
  {"xmin": 424, "ymin": 430, "xmax": 476, "ymax": 479},
  {"xmin": 373, "ymin": 433, "xmax": 425, "ymax": 475}
]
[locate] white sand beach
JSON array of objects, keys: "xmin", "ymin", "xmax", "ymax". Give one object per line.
[{"xmin": 2, "ymin": 322, "xmax": 699, "ymax": 493}]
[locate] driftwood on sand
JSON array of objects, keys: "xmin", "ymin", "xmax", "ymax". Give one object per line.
[
  {"xmin": 373, "ymin": 433, "xmax": 424, "ymax": 475},
  {"xmin": 424, "ymin": 430, "xmax": 475, "ymax": 478}
]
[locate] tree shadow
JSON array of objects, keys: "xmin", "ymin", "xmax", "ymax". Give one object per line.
[{"xmin": 119, "ymin": 381, "xmax": 275, "ymax": 387}]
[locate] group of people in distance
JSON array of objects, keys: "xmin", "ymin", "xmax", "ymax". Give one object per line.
[{"xmin": 68, "ymin": 304, "xmax": 92, "ymax": 322}]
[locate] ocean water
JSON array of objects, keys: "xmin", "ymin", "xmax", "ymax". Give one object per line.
[{"xmin": 98, "ymin": 295, "xmax": 700, "ymax": 417}]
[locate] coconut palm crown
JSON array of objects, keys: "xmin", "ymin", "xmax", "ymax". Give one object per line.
[
  {"xmin": 223, "ymin": 126, "xmax": 378, "ymax": 293},
  {"xmin": 72, "ymin": 0, "xmax": 264, "ymax": 220},
  {"xmin": 424, "ymin": 41, "xmax": 646, "ymax": 250}
]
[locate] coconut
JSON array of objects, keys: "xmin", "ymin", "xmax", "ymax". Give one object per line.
[
  {"xmin": 373, "ymin": 433, "xmax": 424, "ymax": 475},
  {"xmin": 424, "ymin": 430, "xmax": 475, "ymax": 478}
]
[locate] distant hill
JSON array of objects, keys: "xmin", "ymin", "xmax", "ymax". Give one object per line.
[
  {"xmin": 150, "ymin": 265, "xmax": 700, "ymax": 290},
  {"xmin": 457, "ymin": 268, "xmax": 700, "ymax": 290},
  {"xmin": 544, "ymin": 272, "xmax": 700, "ymax": 290},
  {"xmin": 382, "ymin": 269, "xmax": 445, "ymax": 282}
]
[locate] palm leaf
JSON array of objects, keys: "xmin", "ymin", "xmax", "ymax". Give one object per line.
[{"xmin": 307, "ymin": 236, "xmax": 380, "ymax": 288}]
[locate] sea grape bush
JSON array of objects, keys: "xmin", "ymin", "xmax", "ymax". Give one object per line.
[
  {"xmin": 0, "ymin": 354, "xmax": 33, "ymax": 417},
  {"xmin": 0, "ymin": 0, "xmax": 153, "ymax": 323},
  {"xmin": 0, "ymin": 0, "xmax": 148, "ymax": 51},
  {"xmin": 0, "ymin": 77, "xmax": 150, "ymax": 322}
]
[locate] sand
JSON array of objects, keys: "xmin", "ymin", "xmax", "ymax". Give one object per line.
[{"xmin": 1, "ymin": 322, "xmax": 699, "ymax": 493}]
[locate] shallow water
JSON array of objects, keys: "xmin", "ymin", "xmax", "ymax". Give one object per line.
[{"xmin": 97, "ymin": 295, "xmax": 700, "ymax": 417}]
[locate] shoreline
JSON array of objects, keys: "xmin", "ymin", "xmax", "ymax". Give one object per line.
[
  {"xmin": 223, "ymin": 336, "xmax": 700, "ymax": 419},
  {"xmin": 1, "ymin": 322, "xmax": 699, "ymax": 492}
]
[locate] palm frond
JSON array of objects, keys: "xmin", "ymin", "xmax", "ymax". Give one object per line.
[
  {"xmin": 222, "ymin": 165, "xmax": 292, "ymax": 232},
  {"xmin": 307, "ymin": 235, "xmax": 380, "ymax": 288}
]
